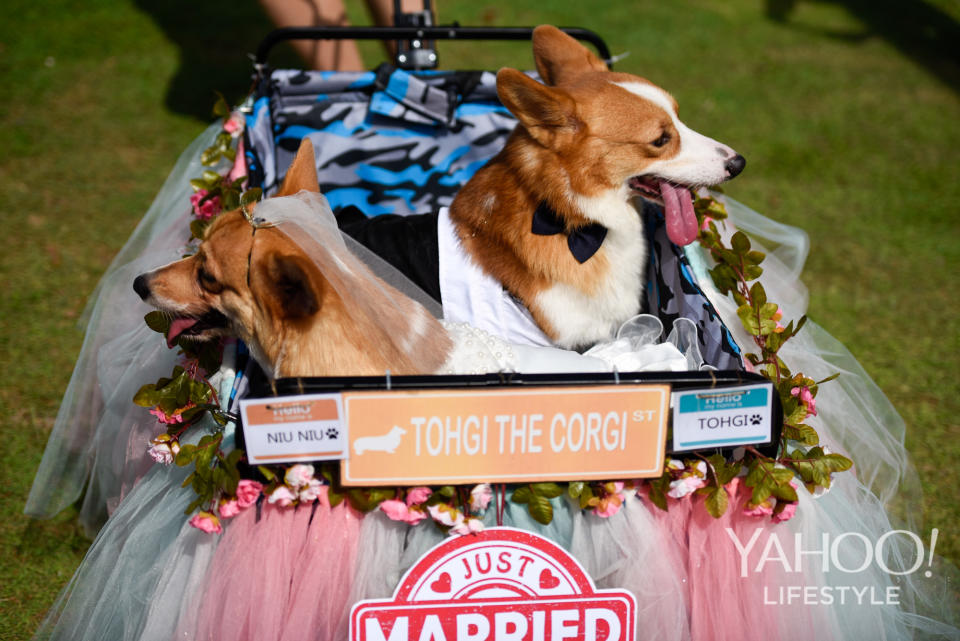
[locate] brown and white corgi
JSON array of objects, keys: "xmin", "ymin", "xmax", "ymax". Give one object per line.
[
  {"xmin": 445, "ymin": 25, "xmax": 744, "ymax": 349},
  {"xmin": 336, "ymin": 26, "xmax": 744, "ymax": 350},
  {"xmin": 133, "ymin": 141, "xmax": 452, "ymax": 378}
]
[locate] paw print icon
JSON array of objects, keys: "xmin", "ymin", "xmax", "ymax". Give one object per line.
[
  {"xmin": 325, "ymin": 427, "xmax": 340, "ymax": 440},
  {"xmin": 750, "ymin": 414, "xmax": 763, "ymax": 425}
]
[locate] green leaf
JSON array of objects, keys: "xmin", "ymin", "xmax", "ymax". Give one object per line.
[
  {"xmin": 212, "ymin": 92, "xmax": 230, "ymax": 119},
  {"xmin": 647, "ymin": 475, "xmax": 669, "ymax": 512},
  {"xmin": 240, "ymin": 187, "xmax": 262, "ymax": 207},
  {"xmin": 526, "ymin": 494, "xmax": 554, "ymax": 525},
  {"xmin": 132, "ymin": 383, "xmax": 160, "ymax": 407},
  {"xmin": 175, "ymin": 443, "xmax": 197, "ymax": 466},
  {"xmin": 257, "ymin": 465, "xmax": 277, "ymax": 482},
  {"xmin": 144, "ymin": 311, "xmax": 172, "ymax": 335},
  {"xmin": 749, "ymin": 281, "xmax": 767, "ymax": 308},
  {"xmin": 772, "ymin": 482, "xmax": 798, "ymax": 502},
  {"xmin": 823, "ymin": 453, "xmax": 853, "ymax": 473},
  {"xmin": 200, "ymin": 146, "xmax": 220, "ymax": 166},
  {"xmin": 189, "ymin": 178, "xmax": 213, "ymax": 191},
  {"xmin": 731, "ymin": 231, "xmax": 751, "ymax": 255},
  {"xmin": 511, "ymin": 485, "xmax": 533, "ymax": 504},
  {"xmin": 743, "ymin": 264, "xmax": 764, "ymax": 281},
  {"xmin": 567, "ymin": 481, "xmax": 586, "ymax": 499},
  {"xmin": 190, "ymin": 219, "xmax": 209, "ymax": 240},
  {"xmin": 737, "ymin": 304, "xmax": 760, "ymax": 335},
  {"xmin": 578, "ymin": 485, "xmax": 596, "ymax": 510},
  {"xmin": 783, "ymin": 424, "xmax": 820, "ymax": 445},
  {"xmin": 705, "ymin": 486, "xmax": 729, "ymax": 518},
  {"xmin": 530, "ymin": 482, "xmax": 563, "ymax": 499}
]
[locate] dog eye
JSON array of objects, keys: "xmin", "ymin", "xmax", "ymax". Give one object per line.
[
  {"xmin": 198, "ymin": 268, "xmax": 222, "ymax": 293},
  {"xmin": 652, "ymin": 132, "xmax": 672, "ymax": 148}
]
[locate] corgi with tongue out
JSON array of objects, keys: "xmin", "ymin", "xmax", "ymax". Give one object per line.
[{"xmin": 446, "ymin": 25, "xmax": 745, "ymax": 349}]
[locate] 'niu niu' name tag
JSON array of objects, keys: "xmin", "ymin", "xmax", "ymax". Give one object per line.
[{"xmin": 240, "ymin": 393, "xmax": 347, "ymax": 464}]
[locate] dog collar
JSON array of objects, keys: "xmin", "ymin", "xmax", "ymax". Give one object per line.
[{"xmin": 531, "ymin": 201, "xmax": 607, "ymax": 264}]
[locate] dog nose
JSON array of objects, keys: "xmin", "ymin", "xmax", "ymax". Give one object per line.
[
  {"xmin": 133, "ymin": 274, "xmax": 151, "ymax": 300},
  {"xmin": 725, "ymin": 154, "xmax": 746, "ymax": 178}
]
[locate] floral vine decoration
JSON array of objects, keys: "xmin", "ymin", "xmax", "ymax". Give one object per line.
[
  {"xmin": 134, "ymin": 97, "xmax": 852, "ymax": 534},
  {"xmin": 640, "ymin": 192, "xmax": 855, "ymax": 520}
]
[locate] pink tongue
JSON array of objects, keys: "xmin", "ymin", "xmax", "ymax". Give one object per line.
[
  {"xmin": 659, "ymin": 180, "xmax": 699, "ymax": 246},
  {"xmin": 167, "ymin": 317, "xmax": 198, "ymax": 348}
]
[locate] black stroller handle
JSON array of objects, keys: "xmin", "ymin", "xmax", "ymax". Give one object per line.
[{"xmin": 254, "ymin": 25, "xmax": 613, "ymax": 68}]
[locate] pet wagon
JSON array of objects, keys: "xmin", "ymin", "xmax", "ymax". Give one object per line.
[{"xmin": 32, "ymin": 10, "xmax": 951, "ymax": 641}]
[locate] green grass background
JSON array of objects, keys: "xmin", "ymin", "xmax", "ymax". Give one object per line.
[{"xmin": 1, "ymin": 0, "xmax": 957, "ymax": 637}]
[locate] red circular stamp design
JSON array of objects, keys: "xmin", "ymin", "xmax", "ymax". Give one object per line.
[{"xmin": 350, "ymin": 527, "xmax": 636, "ymax": 640}]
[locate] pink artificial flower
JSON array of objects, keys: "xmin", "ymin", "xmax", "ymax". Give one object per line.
[
  {"xmin": 700, "ymin": 215, "xmax": 713, "ymax": 232},
  {"xmin": 379, "ymin": 499, "xmax": 427, "ymax": 525},
  {"xmin": 298, "ymin": 479, "xmax": 327, "ymax": 504},
  {"xmin": 791, "ymin": 386, "xmax": 818, "ymax": 417},
  {"xmin": 469, "ymin": 484, "xmax": 492, "ymax": 513},
  {"xmin": 235, "ymin": 479, "xmax": 263, "ymax": 508},
  {"xmin": 223, "ymin": 113, "xmax": 244, "ymax": 137},
  {"xmin": 267, "ymin": 485, "xmax": 297, "ymax": 507},
  {"xmin": 667, "ymin": 476, "xmax": 706, "ymax": 499},
  {"xmin": 150, "ymin": 406, "xmax": 183, "ymax": 425},
  {"xmin": 190, "ymin": 190, "xmax": 221, "ymax": 220},
  {"xmin": 594, "ymin": 495, "xmax": 624, "ymax": 518},
  {"xmin": 284, "ymin": 464, "xmax": 315, "ymax": 489},
  {"xmin": 227, "ymin": 137, "xmax": 247, "ymax": 187},
  {"xmin": 428, "ymin": 503, "xmax": 464, "ymax": 529},
  {"xmin": 406, "ymin": 486, "xmax": 433, "ymax": 507},
  {"xmin": 189, "ymin": 511, "xmax": 222, "ymax": 534},
  {"xmin": 772, "ymin": 501, "xmax": 797, "ymax": 523},
  {"xmin": 772, "ymin": 306, "xmax": 785, "ymax": 333},
  {"xmin": 218, "ymin": 499, "xmax": 241, "ymax": 519},
  {"xmin": 147, "ymin": 435, "xmax": 179, "ymax": 464},
  {"xmin": 380, "ymin": 499, "xmax": 408, "ymax": 521},
  {"xmin": 451, "ymin": 517, "xmax": 485, "ymax": 536}
]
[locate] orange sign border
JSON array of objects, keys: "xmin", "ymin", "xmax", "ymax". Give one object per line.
[{"xmin": 340, "ymin": 384, "xmax": 670, "ymax": 486}]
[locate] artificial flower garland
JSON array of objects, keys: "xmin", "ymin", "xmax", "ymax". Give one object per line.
[{"xmin": 134, "ymin": 104, "xmax": 852, "ymax": 534}]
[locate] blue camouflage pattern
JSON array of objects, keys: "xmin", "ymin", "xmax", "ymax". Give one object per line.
[{"xmin": 245, "ymin": 67, "xmax": 743, "ymax": 369}]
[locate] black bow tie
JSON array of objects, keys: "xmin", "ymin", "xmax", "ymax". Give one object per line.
[{"xmin": 531, "ymin": 201, "xmax": 607, "ymax": 264}]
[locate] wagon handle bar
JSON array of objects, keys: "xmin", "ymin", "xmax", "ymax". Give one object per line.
[{"xmin": 254, "ymin": 25, "xmax": 612, "ymax": 68}]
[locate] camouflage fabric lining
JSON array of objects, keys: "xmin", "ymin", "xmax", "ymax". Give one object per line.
[{"xmin": 245, "ymin": 67, "xmax": 743, "ymax": 369}]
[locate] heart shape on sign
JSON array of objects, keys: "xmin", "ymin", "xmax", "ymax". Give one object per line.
[
  {"xmin": 539, "ymin": 568, "xmax": 561, "ymax": 590},
  {"xmin": 430, "ymin": 572, "xmax": 452, "ymax": 593}
]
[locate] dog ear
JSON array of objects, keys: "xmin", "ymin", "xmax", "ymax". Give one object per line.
[
  {"xmin": 532, "ymin": 25, "xmax": 608, "ymax": 86},
  {"xmin": 253, "ymin": 251, "xmax": 321, "ymax": 320},
  {"xmin": 497, "ymin": 68, "xmax": 581, "ymax": 147},
  {"xmin": 276, "ymin": 139, "xmax": 320, "ymax": 197}
]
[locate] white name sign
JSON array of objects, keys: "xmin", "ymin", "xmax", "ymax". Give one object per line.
[
  {"xmin": 240, "ymin": 393, "xmax": 348, "ymax": 465},
  {"xmin": 671, "ymin": 383, "xmax": 774, "ymax": 452}
]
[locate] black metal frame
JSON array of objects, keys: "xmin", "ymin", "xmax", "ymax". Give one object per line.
[
  {"xmin": 248, "ymin": 370, "xmax": 783, "ymax": 459},
  {"xmin": 254, "ymin": 25, "xmax": 612, "ymax": 68}
]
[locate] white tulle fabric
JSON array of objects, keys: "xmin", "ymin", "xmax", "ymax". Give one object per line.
[
  {"xmin": 29, "ymin": 131, "xmax": 960, "ymax": 641},
  {"xmin": 25, "ymin": 124, "xmax": 224, "ymax": 535}
]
